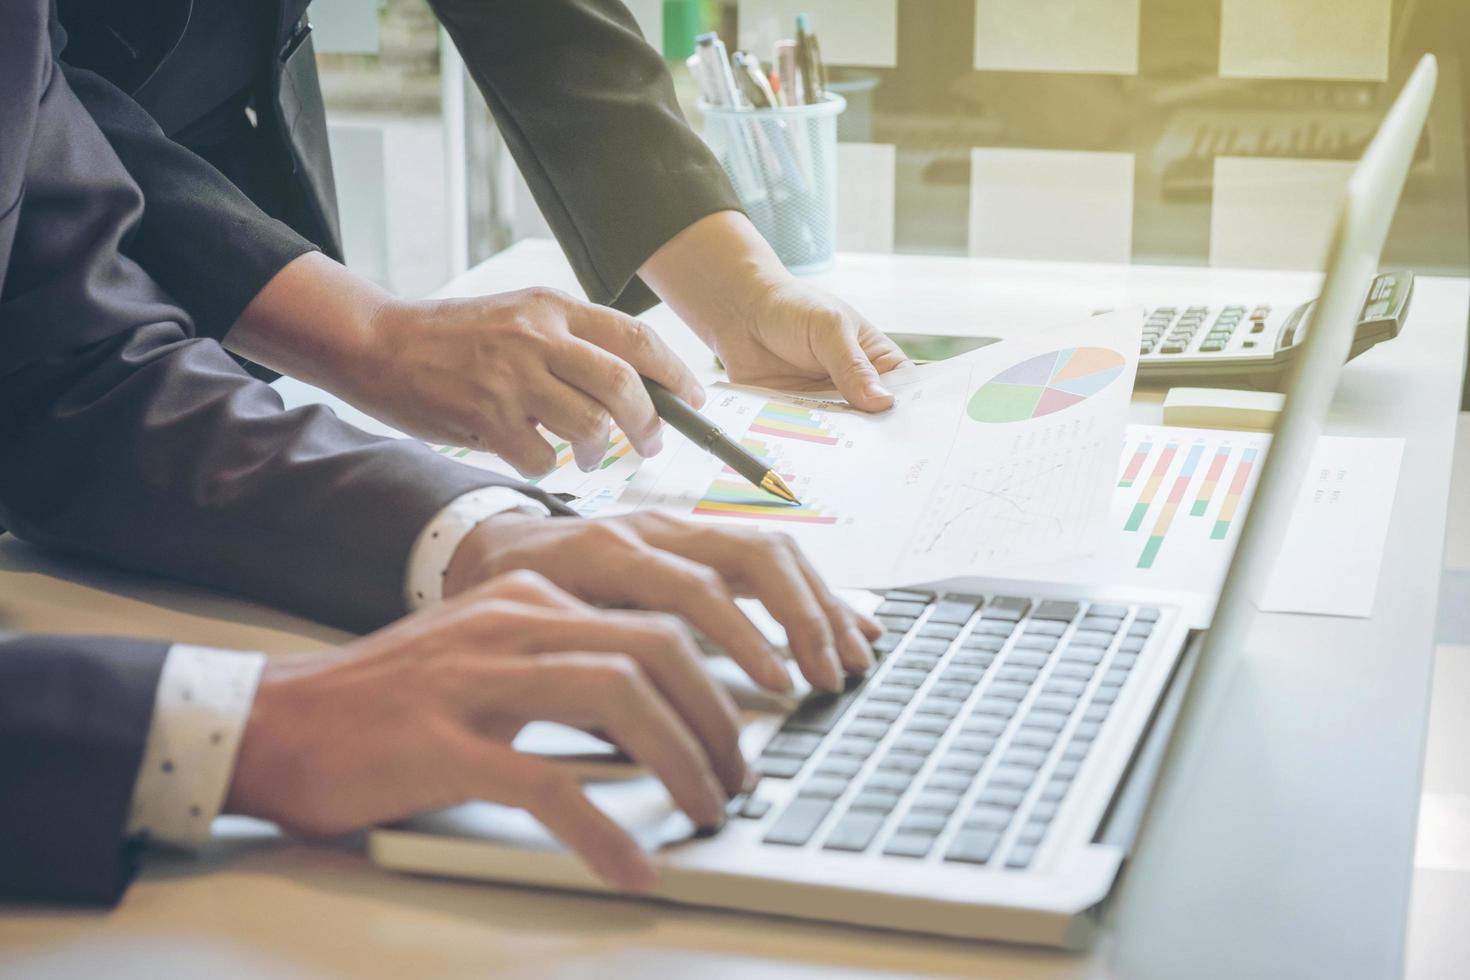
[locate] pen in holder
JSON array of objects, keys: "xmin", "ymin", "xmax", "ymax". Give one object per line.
[{"xmin": 700, "ymin": 94, "xmax": 845, "ymax": 275}]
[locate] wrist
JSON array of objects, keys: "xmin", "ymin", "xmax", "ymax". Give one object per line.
[
  {"xmin": 441, "ymin": 510, "xmax": 541, "ymax": 599},
  {"xmin": 639, "ymin": 211, "xmax": 790, "ymax": 346}
]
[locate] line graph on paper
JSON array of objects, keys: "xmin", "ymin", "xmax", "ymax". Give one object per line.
[{"xmin": 905, "ymin": 426, "xmax": 1116, "ymax": 572}]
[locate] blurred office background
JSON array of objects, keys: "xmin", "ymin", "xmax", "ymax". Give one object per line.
[{"xmin": 310, "ymin": 0, "xmax": 1469, "ymax": 293}]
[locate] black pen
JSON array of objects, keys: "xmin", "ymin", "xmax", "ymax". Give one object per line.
[{"xmin": 641, "ymin": 377, "xmax": 801, "ymax": 505}]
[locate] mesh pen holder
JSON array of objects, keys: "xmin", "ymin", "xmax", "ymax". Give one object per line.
[{"xmin": 700, "ymin": 94, "xmax": 845, "ymax": 275}]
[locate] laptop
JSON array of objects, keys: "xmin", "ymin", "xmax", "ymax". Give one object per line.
[{"xmin": 368, "ymin": 56, "xmax": 1437, "ymax": 949}]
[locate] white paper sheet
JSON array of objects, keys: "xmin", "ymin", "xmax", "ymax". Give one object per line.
[
  {"xmin": 1259, "ymin": 436, "xmax": 1404, "ymax": 617},
  {"xmin": 618, "ymin": 312, "xmax": 1141, "ymax": 588},
  {"xmin": 1002, "ymin": 424, "xmax": 1271, "ymax": 604}
]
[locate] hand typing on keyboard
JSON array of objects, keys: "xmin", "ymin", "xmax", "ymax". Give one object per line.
[{"xmin": 225, "ymin": 571, "xmax": 755, "ymax": 894}]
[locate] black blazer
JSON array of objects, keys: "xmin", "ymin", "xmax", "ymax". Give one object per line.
[
  {"xmin": 0, "ymin": 1, "xmax": 563, "ymax": 906},
  {"xmin": 57, "ymin": 0, "xmax": 743, "ymax": 341}
]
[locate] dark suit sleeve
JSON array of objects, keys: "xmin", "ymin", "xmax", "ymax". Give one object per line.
[
  {"xmin": 60, "ymin": 61, "xmax": 317, "ymax": 343},
  {"xmin": 429, "ymin": 0, "xmax": 744, "ymax": 314},
  {"xmin": 1, "ymin": 31, "xmax": 570, "ymax": 635},
  {"xmin": 0, "ymin": 632, "xmax": 168, "ymax": 905}
]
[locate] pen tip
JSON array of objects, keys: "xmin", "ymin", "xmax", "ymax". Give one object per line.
[{"xmin": 760, "ymin": 471, "xmax": 801, "ymax": 505}]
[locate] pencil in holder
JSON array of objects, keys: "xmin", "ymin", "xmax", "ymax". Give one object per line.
[{"xmin": 700, "ymin": 94, "xmax": 846, "ymax": 275}]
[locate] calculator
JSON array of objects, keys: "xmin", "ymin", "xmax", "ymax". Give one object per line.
[{"xmin": 1129, "ymin": 270, "xmax": 1413, "ymax": 389}]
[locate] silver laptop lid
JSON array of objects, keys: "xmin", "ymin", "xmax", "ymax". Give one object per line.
[{"xmin": 1111, "ymin": 51, "xmax": 1437, "ymax": 970}]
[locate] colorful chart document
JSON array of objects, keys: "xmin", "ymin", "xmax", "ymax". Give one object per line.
[
  {"xmin": 618, "ymin": 312, "xmax": 1142, "ymax": 588},
  {"xmin": 1003, "ymin": 424, "xmax": 1271, "ymax": 605}
]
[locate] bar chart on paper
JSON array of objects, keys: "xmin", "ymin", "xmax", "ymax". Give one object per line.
[
  {"xmin": 693, "ymin": 438, "xmax": 840, "ymax": 525},
  {"xmin": 1116, "ymin": 426, "xmax": 1268, "ymax": 574}
]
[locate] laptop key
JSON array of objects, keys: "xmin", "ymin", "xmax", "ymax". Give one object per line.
[
  {"xmin": 1043, "ymin": 677, "xmax": 1088, "ymax": 697},
  {"xmin": 1073, "ymin": 720, "xmax": 1103, "ymax": 741},
  {"xmin": 876, "ymin": 599, "xmax": 929, "ymax": 619},
  {"xmin": 937, "ymin": 750, "xmax": 987, "ymax": 774},
  {"xmin": 1012, "ymin": 634, "xmax": 1058, "ymax": 652},
  {"xmin": 1039, "ymin": 780, "xmax": 1069, "ymax": 802},
  {"xmin": 1024, "ymin": 620, "xmax": 1068, "ymax": 637},
  {"xmin": 986, "ymin": 681, "xmax": 1030, "ymax": 701},
  {"xmin": 1082, "ymin": 702, "xmax": 1110, "ymax": 722},
  {"xmin": 867, "ymin": 685, "xmax": 916, "ymax": 704},
  {"xmin": 972, "ymin": 698, "xmax": 1018, "ymax": 718},
  {"xmin": 891, "ymin": 733, "xmax": 941, "ymax": 756},
  {"xmin": 1060, "ymin": 645, "xmax": 1105, "ymax": 665},
  {"xmin": 739, "ymin": 796, "xmax": 772, "ymax": 819},
  {"xmin": 883, "ymin": 668, "xmax": 928, "ymax": 689},
  {"xmin": 855, "ymin": 701, "xmax": 902, "ymax": 723},
  {"xmin": 1018, "ymin": 822, "xmax": 1048, "ymax": 845},
  {"xmin": 872, "ymin": 633, "xmax": 902, "ymax": 656},
  {"xmin": 1118, "ymin": 636, "xmax": 1146, "ymax": 654},
  {"xmin": 1134, "ymin": 606, "xmax": 1161, "ymax": 622},
  {"xmin": 983, "ymin": 596, "xmax": 1031, "ymax": 621},
  {"xmin": 1030, "ymin": 800, "xmax": 1060, "ymax": 821},
  {"xmin": 1051, "ymin": 661, "xmax": 1094, "ymax": 681},
  {"xmin": 849, "ymin": 789, "xmax": 901, "ymax": 813},
  {"xmin": 823, "ymin": 811, "xmax": 886, "ymax": 852},
  {"xmin": 1052, "ymin": 758, "xmax": 1082, "ymax": 779},
  {"xmin": 1061, "ymin": 741, "xmax": 1090, "ymax": 761},
  {"xmin": 1079, "ymin": 616, "xmax": 1123, "ymax": 633},
  {"xmin": 995, "ymin": 665, "xmax": 1040, "ymax": 685},
  {"xmin": 814, "ymin": 756, "xmax": 863, "ymax": 778},
  {"xmin": 925, "ymin": 771, "xmax": 973, "ymax": 793},
  {"xmin": 977, "ymin": 786, "xmax": 1026, "ymax": 809},
  {"xmin": 941, "ymin": 665, "xmax": 986, "ymax": 685},
  {"xmin": 973, "ymin": 621, "xmax": 1016, "ymax": 637},
  {"xmin": 1032, "ymin": 694, "xmax": 1077, "ymax": 715},
  {"xmin": 951, "ymin": 650, "xmax": 998, "ymax": 669},
  {"xmin": 876, "ymin": 752, "xmax": 925, "ymax": 774},
  {"xmin": 763, "ymin": 732, "xmax": 823, "ymax": 758},
  {"xmin": 964, "ymin": 805, "xmax": 1014, "ymax": 831},
  {"xmin": 911, "ymin": 790, "xmax": 963, "ymax": 813},
  {"xmin": 990, "ymin": 765, "xmax": 1036, "ymax": 789},
  {"xmin": 885, "ymin": 589, "xmax": 935, "ymax": 604},
  {"xmin": 1022, "ymin": 709, "xmax": 1068, "ymax": 733},
  {"xmin": 900, "ymin": 811, "xmax": 950, "ymax": 834},
  {"xmin": 829, "ymin": 737, "xmax": 879, "ymax": 759},
  {"xmin": 1071, "ymin": 630, "xmax": 1116, "ymax": 648},
  {"xmin": 1127, "ymin": 621, "xmax": 1155, "ymax": 638},
  {"xmin": 931, "ymin": 681, "xmax": 973, "ymax": 700},
  {"xmin": 878, "ymin": 615, "xmax": 916, "ymax": 634},
  {"xmin": 798, "ymin": 776, "xmax": 850, "ymax": 800},
  {"xmin": 915, "ymin": 698, "xmax": 964, "ymax": 719},
  {"xmin": 870, "ymin": 602, "xmax": 929, "ymax": 617},
  {"xmin": 946, "ymin": 830, "xmax": 1001, "ymax": 864},
  {"xmin": 844, "ymin": 719, "xmax": 892, "ymax": 741},
  {"xmin": 1112, "ymin": 652, "xmax": 1139, "ymax": 670},
  {"xmin": 905, "ymin": 637, "xmax": 951, "ymax": 656},
  {"xmin": 930, "ymin": 594, "xmax": 984, "ymax": 624},
  {"xmin": 756, "ymin": 755, "xmax": 805, "ymax": 778},
  {"xmin": 1002, "ymin": 746, "xmax": 1048, "ymax": 769},
  {"xmin": 1031, "ymin": 600, "xmax": 1080, "ymax": 622},
  {"xmin": 904, "ymin": 715, "xmax": 951, "ymax": 735},
  {"xmin": 960, "ymin": 714, "xmax": 1007, "ymax": 736},
  {"xmin": 950, "ymin": 733, "xmax": 997, "ymax": 755},
  {"xmin": 1092, "ymin": 685, "xmax": 1122, "ymax": 705},
  {"xmin": 1011, "ymin": 729, "xmax": 1057, "ymax": 750},
  {"xmin": 784, "ymin": 680, "xmax": 865, "ymax": 734},
  {"xmin": 918, "ymin": 622, "xmax": 962, "ymax": 641},
  {"xmin": 763, "ymin": 797, "xmax": 833, "ymax": 845},
  {"xmin": 864, "ymin": 770, "xmax": 913, "ymax": 794},
  {"xmin": 1005, "ymin": 844, "xmax": 1037, "ymax": 869},
  {"xmin": 883, "ymin": 833, "xmax": 936, "ymax": 858}
]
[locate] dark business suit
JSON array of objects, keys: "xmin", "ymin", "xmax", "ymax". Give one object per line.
[
  {"xmin": 0, "ymin": 4, "xmax": 569, "ymax": 903},
  {"xmin": 57, "ymin": 0, "xmax": 743, "ymax": 338}
]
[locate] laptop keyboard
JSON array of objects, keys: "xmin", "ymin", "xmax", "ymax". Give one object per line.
[{"xmin": 743, "ymin": 590, "xmax": 1160, "ymax": 870}]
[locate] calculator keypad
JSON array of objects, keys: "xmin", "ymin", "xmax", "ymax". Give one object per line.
[{"xmin": 1140, "ymin": 304, "xmax": 1271, "ymax": 357}]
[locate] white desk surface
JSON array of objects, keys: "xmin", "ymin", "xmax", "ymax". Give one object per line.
[{"xmin": 2, "ymin": 241, "xmax": 1466, "ymax": 980}]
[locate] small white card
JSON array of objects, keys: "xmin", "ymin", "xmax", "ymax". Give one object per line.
[{"xmin": 1260, "ymin": 436, "xmax": 1405, "ymax": 618}]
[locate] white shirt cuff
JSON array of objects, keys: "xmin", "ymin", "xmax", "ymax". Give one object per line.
[
  {"xmin": 405, "ymin": 486, "xmax": 550, "ymax": 610},
  {"xmin": 126, "ymin": 644, "xmax": 265, "ymax": 851}
]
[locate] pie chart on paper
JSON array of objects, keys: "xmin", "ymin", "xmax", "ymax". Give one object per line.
[{"xmin": 967, "ymin": 347, "xmax": 1126, "ymax": 423}]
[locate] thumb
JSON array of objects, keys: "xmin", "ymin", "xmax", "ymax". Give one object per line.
[{"xmin": 815, "ymin": 328, "xmax": 895, "ymax": 412}]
